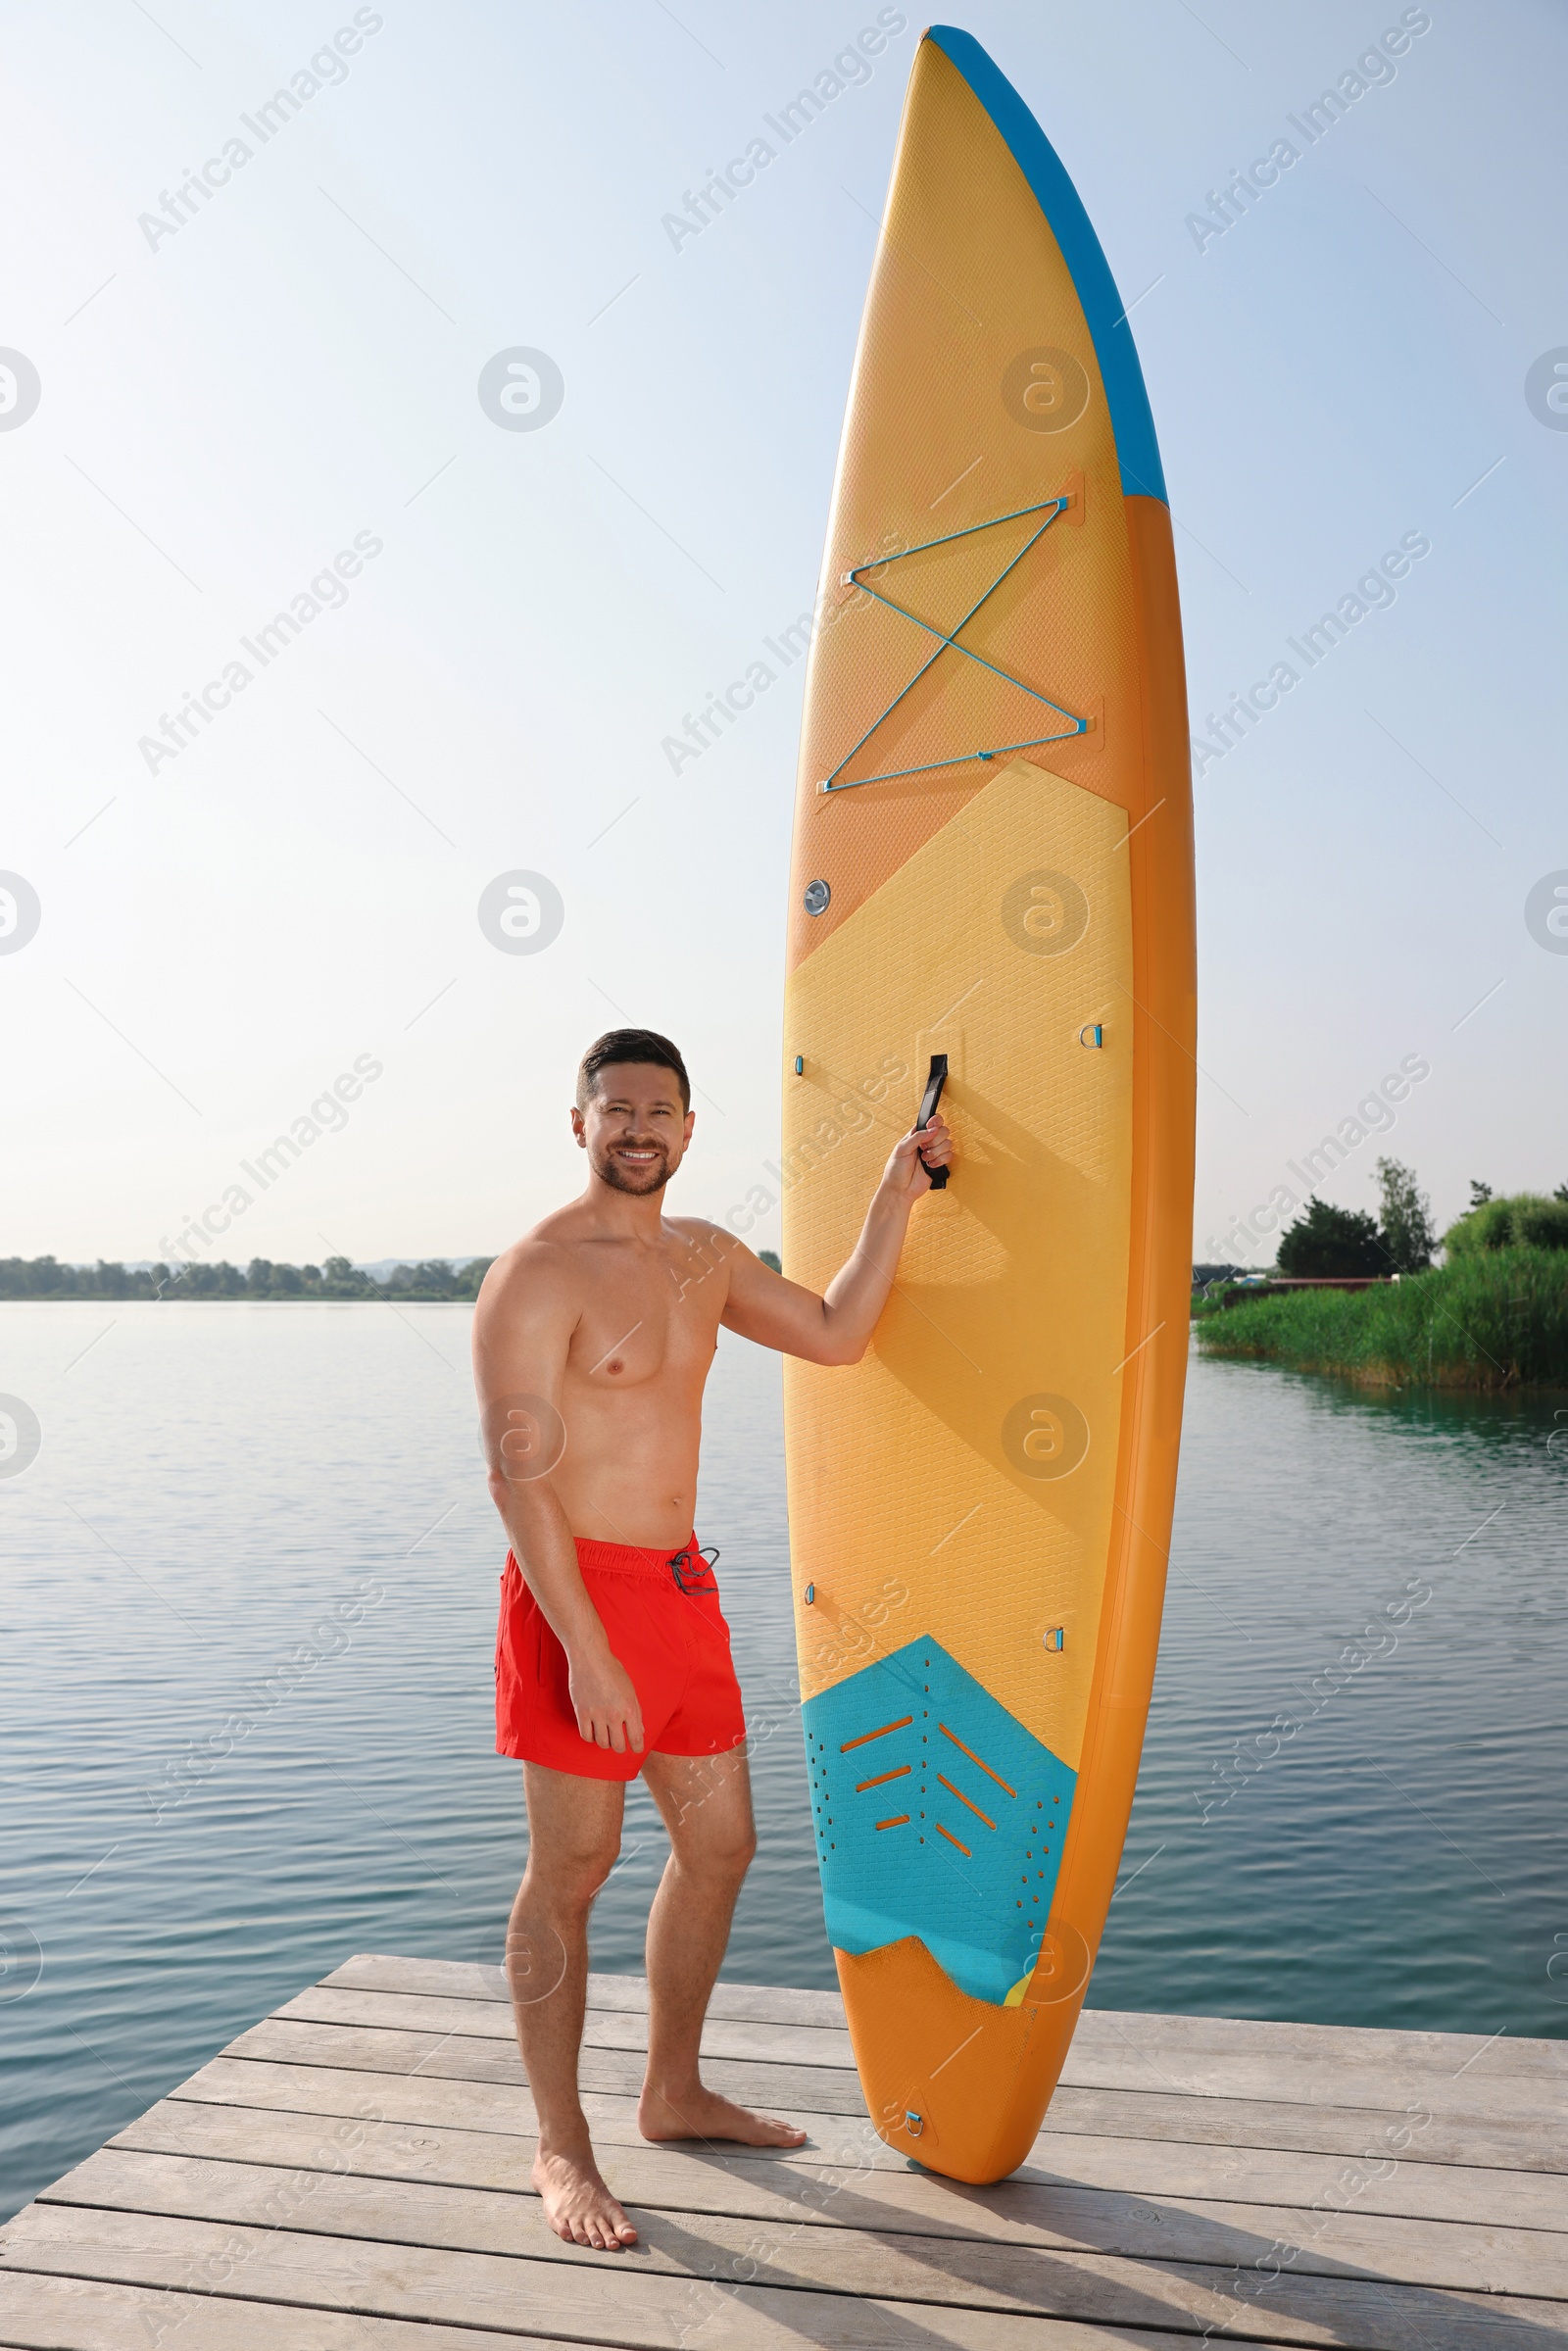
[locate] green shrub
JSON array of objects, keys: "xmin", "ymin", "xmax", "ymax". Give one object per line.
[
  {"xmin": 1444, "ymin": 1193, "xmax": 1568, "ymax": 1257},
  {"xmin": 1513, "ymin": 1197, "xmax": 1568, "ymax": 1250},
  {"xmin": 1444, "ymin": 1200, "xmax": 1512, "ymax": 1256}
]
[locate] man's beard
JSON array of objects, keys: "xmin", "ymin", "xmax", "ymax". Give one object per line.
[{"xmin": 592, "ymin": 1140, "xmax": 672, "ymax": 1197}]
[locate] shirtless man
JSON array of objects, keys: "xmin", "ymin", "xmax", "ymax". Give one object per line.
[{"xmin": 472, "ymin": 1026, "xmax": 954, "ymax": 2251}]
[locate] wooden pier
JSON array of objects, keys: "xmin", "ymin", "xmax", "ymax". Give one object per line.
[{"xmin": 2, "ymin": 1954, "xmax": 1564, "ymax": 2348}]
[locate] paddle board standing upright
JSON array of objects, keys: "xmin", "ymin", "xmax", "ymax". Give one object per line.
[{"xmin": 780, "ymin": 26, "xmax": 1196, "ymax": 2184}]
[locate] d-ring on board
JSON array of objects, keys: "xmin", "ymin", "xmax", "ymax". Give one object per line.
[{"xmin": 819, "ymin": 496, "xmax": 1088, "ymax": 792}]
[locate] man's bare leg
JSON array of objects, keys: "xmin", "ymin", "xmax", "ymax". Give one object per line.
[
  {"xmin": 636, "ymin": 1746, "xmax": 808, "ymax": 2148},
  {"xmin": 510, "ymin": 1763, "xmax": 638, "ymax": 2248}
]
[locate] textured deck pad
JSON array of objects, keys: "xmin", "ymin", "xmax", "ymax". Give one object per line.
[
  {"xmin": 804, "ymin": 1635, "xmax": 1077, "ymax": 2005},
  {"xmin": 784, "ymin": 757, "xmax": 1133, "ymax": 1782}
]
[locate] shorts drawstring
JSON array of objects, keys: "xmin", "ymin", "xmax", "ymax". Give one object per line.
[{"xmin": 667, "ymin": 1543, "xmax": 720, "ymax": 1595}]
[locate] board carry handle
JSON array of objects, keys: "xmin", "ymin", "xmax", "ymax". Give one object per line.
[{"xmin": 915, "ymin": 1053, "xmax": 949, "ymax": 1190}]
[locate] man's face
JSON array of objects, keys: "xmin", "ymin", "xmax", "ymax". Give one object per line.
[{"xmin": 572, "ymin": 1062, "xmax": 694, "ymax": 1197}]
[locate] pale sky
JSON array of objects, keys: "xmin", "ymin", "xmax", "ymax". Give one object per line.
[{"xmin": 3, "ymin": 0, "xmax": 1563, "ymax": 1272}]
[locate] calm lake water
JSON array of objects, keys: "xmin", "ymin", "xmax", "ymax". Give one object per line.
[{"xmin": 2, "ymin": 1302, "xmax": 1565, "ymax": 2219}]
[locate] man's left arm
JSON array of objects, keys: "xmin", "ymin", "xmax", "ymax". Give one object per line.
[{"xmin": 716, "ymin": 1111, "xmax": 954, "ymax": 1365}]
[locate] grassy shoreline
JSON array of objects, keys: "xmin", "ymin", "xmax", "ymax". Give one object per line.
[{"xmin": 1195, "ymin": 1247, "xmax": 1568, "ymax": 1391}]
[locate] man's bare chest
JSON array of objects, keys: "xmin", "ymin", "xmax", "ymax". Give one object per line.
[{"xmin": 563, "ymin": 1233, "xmax": 725, "ymax": 1394}]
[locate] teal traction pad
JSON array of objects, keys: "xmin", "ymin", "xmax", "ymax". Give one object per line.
[{"xmin": 802, "ymin": 1635, "xmax": 1077, "ymax": 2005}]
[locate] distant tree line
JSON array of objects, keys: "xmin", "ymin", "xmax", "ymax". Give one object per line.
[
  {"xmin": 1273, "ymin": 1163, "xmax": 1568, "ymax": 1279},
  {"xmin": 0, "ymin": 1255, "xmax": 495, "ymax": 1301}
]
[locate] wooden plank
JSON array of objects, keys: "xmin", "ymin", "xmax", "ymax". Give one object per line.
[
  {"xmin": 106, "ymin": 2100, "xmax": 1568, "ymax": 2292},
  {"xmin": 277, "ymin": 1984, "xmax": 858, "ymax": 2072},
  {"xmin": 0, "ymin": 2206, "xmax": 1202, "ymax": 2351},
  {"xmin": 218, "ymin": 2019, "xmax": 1568, "ymax": 2173},
  {"xmin": 162, "ymin": 2059, "xmax": 1568, "ymax": 2229},
  {"xmin": 172, "ymin": 2054, "xmax": 886, "ymax": 2165},
  {"xmin": 273, "ymin": 1985, "xmax": 1568, "ymax": 2131},
  {"xmin": 7, "ymin": 2185, "xmax": 1568, "ymax": 2351},
  {"xmin": 1048, "ymin": 2088, "xmax": 1568, "ymax": 2176},
  {"xmin": 1045, "ymin": 2087, "xmax": 1568, "ymax": 2175},
  {"xmin": 114, "ymin": 2100, "xmax": 920, "ymax": 2226},
  {"xmin": 1058, "ymin": 2039, "xmax": 1565, "ymax": 2125},
  {"xmin": 580, "ymin": 1971, "xmax": 847, "ymax": 2031},
  {"xmin": 1027, "ymin": 2132, "xmax": 1568, "ymax": 2232},
  {"xmin": 330, "ymin": 1959, "xmax": 1568, "ymax": 2087},
  {"xmin": 324, "ymin": 1954, "xmax": 848, "ymax": 2030},
  {"xmin": 308, "ymin": 1969, "xmax": 1564, "ymax": 2122},
  {"xmin": 1077, "ymin": 2010, "xmax": 1568, "ymax": 2085},
  {"xmin": 0, "ymin": 2268, "xmax": 603, "ymax": 2351},
  {"xmin": 222, "ymin": 2016, "xmax": 871, "ymax": 2118},
  {"xmin": 30, "ymin": 2146, "xmax": 1568, "ymax": 2316}
]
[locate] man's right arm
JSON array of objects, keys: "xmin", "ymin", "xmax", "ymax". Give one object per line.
[
  {"xmin": 718, "ymin": 1113, "xmax": 954, "ymax": 1364},
  {"xmin": 471, "ymin": 1247, "xmax": 644, "ymax": 1755}
]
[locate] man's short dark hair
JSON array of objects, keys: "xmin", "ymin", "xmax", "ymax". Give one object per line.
[{"xmin": 575, "ymin": 1029, "xmax": 690, "ymax": 1112}]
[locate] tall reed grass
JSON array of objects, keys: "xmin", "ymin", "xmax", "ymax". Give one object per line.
[{"xmin": 1195, "ymin": 1248, "xmax": 1568, "ymax": 1389}]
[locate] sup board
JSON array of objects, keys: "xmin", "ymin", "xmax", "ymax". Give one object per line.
[{"xmin": 781, "ymin": 25, "xmax": 1196, "ymax": 2184}]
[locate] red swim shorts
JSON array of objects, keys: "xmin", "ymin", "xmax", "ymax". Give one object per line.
[{"xmin": 495, "ymin": 1535, "xmax": 747, "ymax": 1782}]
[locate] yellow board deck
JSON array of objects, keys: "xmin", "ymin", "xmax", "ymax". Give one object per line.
[{"xmin": 782, "ymin": 26, "xmax": 1196, "ymax": 2183}]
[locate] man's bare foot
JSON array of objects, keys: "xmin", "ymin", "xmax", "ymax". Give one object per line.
[
  {"xmin": 638, "ymin": 2080, "xmax": 808, "ymax": 2148},
  {"xmin": 531, "ymin": 2144, "xmax": 638, "ymax": 2250}
]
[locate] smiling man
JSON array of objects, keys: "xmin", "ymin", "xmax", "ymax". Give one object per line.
[{"xmin": 471, "ymin": 1026, "xmax": 953, "ymax": 2250}]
